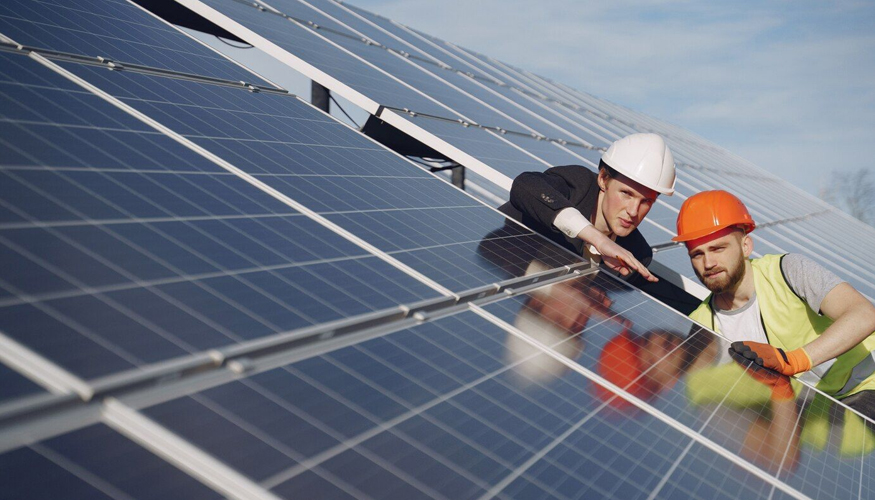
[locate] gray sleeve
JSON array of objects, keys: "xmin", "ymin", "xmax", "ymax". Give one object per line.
[{"xmin": 780, "ymin": 254, "xmax": 844, "ymax": 314}]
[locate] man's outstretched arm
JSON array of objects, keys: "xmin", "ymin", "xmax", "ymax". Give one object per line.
[
  {"xmin": 803, "ymin": 283, "xmax": 875, "ymax": 367},
  {"xmin": 731, "ymin": 283, "xmax": 875, "ymax": 375}
]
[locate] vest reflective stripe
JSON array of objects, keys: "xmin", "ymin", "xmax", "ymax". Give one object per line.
[
  {"xmin": 797, "ymin": 357, "xmax": 836, "ymax": 386},
  {"xmin": 835, "ymin": 352, "xmax": 875, "ymax": 397},
  {"xmin": 688, "ymin": 254, "xmax": 875, "ymax": 398}
]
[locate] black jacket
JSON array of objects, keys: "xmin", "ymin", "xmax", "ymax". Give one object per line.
[{"xmin": 497, "ymin": 165, "xmax": 652, "ymax": 266}]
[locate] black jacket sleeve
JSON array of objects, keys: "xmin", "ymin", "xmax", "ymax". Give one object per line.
[{"xmin": 508, "ymin": 165, "xmax": 598, "ymax": 230}]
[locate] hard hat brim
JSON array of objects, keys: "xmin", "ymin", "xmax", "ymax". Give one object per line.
[{"xmin": 672, "ymin": 223, "xmax": 755, "ymax": 243}]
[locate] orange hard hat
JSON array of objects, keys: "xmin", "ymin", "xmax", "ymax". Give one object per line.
[{"xmin": 672, "ymin": 190, "xmax": 756, "ymax": 243}]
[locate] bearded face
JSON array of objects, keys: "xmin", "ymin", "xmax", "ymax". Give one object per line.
[
  {"xmin": 694, "ymin": 248, "xmax": 747, "ymax": 293},
  {"xmin": 687, "ymin": 228, "xmax": 751, "ymax": 294}
]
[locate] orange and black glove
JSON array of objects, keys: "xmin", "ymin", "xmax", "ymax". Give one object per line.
[
  {"xmin": 729, "ymin": 341, "xmax": 812, "ymax": 376},
  {"xmin": 729, "ymin": 348, "xmax": 796, "ymax": 401}
]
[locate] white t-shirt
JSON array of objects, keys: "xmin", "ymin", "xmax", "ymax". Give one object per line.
[{"xmin": 714, "ymin": 293, "xmax": 768, "ymax": 364}]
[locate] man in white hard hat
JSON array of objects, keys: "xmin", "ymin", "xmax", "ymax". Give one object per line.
[{"xmin": 498, "ymin": 133, "xmax": 676, "ymax": 282}]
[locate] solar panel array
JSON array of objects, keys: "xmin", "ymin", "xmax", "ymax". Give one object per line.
[{"xmin": 1, "ymin": 1, "xmax": 874, "ymax": 499}]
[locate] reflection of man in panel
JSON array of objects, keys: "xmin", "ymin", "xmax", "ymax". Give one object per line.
[
  {"xmin": 676, "ymin": 190, "xmax": 875, "ymax": 418},
  {"xmin": 476, "ymin": 232, "xmax": 707, "ymax": 402},
  {"xmin": 498, "ymin": 133, "xmax": 676, "ymax": 282}
]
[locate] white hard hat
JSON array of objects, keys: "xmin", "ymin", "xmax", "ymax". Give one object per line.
[{"xmin": 601, "ymin": 133, "xmax": 676, "ymax": 195}]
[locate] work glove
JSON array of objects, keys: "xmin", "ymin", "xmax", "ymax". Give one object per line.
[
  {"xmin": 729, "ymin": 341, "xmax": 812, "ymax": 376},
  {"xmin": 729, "ymin": 348, "xmax": 796, "ymax": 401}
]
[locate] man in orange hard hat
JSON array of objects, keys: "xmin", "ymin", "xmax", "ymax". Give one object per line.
[
  {"xmin": 499, "ymin": 133, "xmax": 676, "ymax": 283},
  {"xmin": 675, "ymin": 190, "xmax": 875, "ymax": 417}
]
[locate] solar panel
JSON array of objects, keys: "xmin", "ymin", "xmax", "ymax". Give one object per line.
[
  {"xmin": 56, "ymin": 62, "xmax": 582, "ymax": 291},
  {"xmin": 304, "ymin": 0, "xmax": 611, "ymax": 149},
  {"xmin": 0, "ymin": 51, "xmax": 442, "ymax": 382},
  {"xmin": 0, "ymin": 0, "xmax": 271, "ymax": 85},
  {"xmin": 181, "ymin": 0, "xmax": 578, "ymax": 187},
  {"xmin": 0, "ymin": 362, "xmax": 46, "ymax": 405},
  {"xmin": 0, "ymin": 423, "xmax": 224, "ymax": 499},
  {"xmin": 1, "ymin": 0, "xmax": 874, "ymax": 499}
]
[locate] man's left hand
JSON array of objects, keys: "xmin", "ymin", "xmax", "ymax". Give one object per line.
[{"xmin": 729, "ymin": 341, "xmax": 812, "ymax": 376}]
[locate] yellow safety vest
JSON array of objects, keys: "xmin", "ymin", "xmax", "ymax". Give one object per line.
[{"xmin": 689, "ymin": 254, "xmax": 875, "ymax": 398}]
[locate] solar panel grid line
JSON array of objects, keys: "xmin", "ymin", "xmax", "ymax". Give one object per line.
[
  {"xmin": 196, "ymin": 0, "xmax": 476, "ymax": 121},
  {"xmin": 373, "ymin": 20, "xmax": 625, "ymax": 136},
  {"xmin": 1, "ymin": 160, "xmax": 346, "ymax": 339},
  {"xmin": 1, "ymin": 47, "xmax": 458, "ymax": 386},
  {"xmin": 677, "ymin": 170, "xmax": 822, "ymax": 242},
  {"xmin": 32, "ymin": 53, "xmax": 462, "ymax": 299},
  {"xmin": 27, "ymin": 441, "xmax": 139, "ymax": 500},
  {"xmin": 423, "ymin": 43, "xmax": 620, "ymax": 142},
  {"xmin": 501, "ymin": 84, "xmax": 617, "ymax": 146},
  {"xmin": 491, "ymin": 272, "xmax": 875, "ymax": 475},
  {"xmin": 255, "ymin": 368, "xmax": 526, "ymax": 500},
  {"xmin": 370, "ymin": 17, "xmax": 620, "ymax": 147},
  {"xmin": 0, "ymin": 40, "xmax": 289, "ymax": 96},
  {"xmin": 764, "ymin": 388, "xmax": 808, "ymax": 500},
  {"xmin": 480, "ymin": 286, "xmax": 816, "ymax": 500},
  {"xmin": 380, "ymin": 105, "xmax": 597, "ymax": 151},
  {"xmin": 468, "ymin": 56, "xmax": 630, "ymax": 139},
  {"xmin": 0, "ymin": 0, "xmax": 277, "ymax": 86},
  {"xmin": 252, "ymin": 310, "xmax": 611, "ymax": 491},
  {"xmin": 0, "ymin": 210, "xmax": 306, "ymax": 233},
  {"xmin": 101, "ymin": 398, "xmax": 283, "ymax": 500},
  {"xmin": 651, "ymin": 209, "xmax": 832, "ymax": 252},
  {"xmin": 377, "ymin": 108, "xmax": 542, "ymax": 190},
  {"xmin": 643, "ymin": 363, "xmax": 759, "ymax": 500},
  {"xmin": 0, "ymin": 266, "xmax": 593, "ymax": 454},
  {"xmin": 0, "ymin": 250, "xmax": 380, "ymax": 311},
  {"xmin": 0, "ymin": 185, "xmax": 267, "ymax": 345},
  {"xmin": 242, "ymin": 301, "xmax": 645, "ymax": 497},
  {"xmin": 518, "ymin": 73, "xmax": 664, "ymax": 144},
  {"xmin": 0, "ymin": 389, "xmax": 104, "ymax": 454},
  {"xmin": 685, "ymin": 169, "xmax": 875, "ymax": 267},
  {"xmin": 470, "ymin": 304, "xmax": 814, "ymax": 500},
  {"xmin": 860, "ymin": 435, "xmax": 866, "ymax": 500},
  {"xmin": 180, "ymin": 0, "xmax": 380, "ymax": 115},
  {"xmin": 0, "ymin": 226, "xmax": 192, "ymax": 360},
  {"xmin": 301, "ymin": 0, "xmax": 608, "ymax": 151},
  {"xmin": 3, "ymin": 46, "xmax": 612, "ymax": 406},
  {"xmin": 189, "ymin": 0, "xmax": 604, "ymax": 170},
  {"xmin": 178, "ymin": 0, "xmax": 565, "ymax": 185},
  {"xmin": 477, "ymin": 312, "xmax": 703, "ymax": 500},
  {"xmin": 565, "ymin": 93, "xmax": 757, "ymax": 177},
  {"xmin": 96, "ymin": 282, "xmax": 624, "ymax": 496},
  {"xmin": 184, "ymin": 386, "xmax": 456, "ymax": 500}
]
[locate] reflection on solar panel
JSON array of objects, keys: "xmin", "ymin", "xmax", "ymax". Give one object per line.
[{"xmin": 1, "ymin": 0, "xmax": 874, "ymax": 499}]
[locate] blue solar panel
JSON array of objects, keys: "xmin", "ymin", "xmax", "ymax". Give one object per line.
[
  {"xmin": 199, "ymin": 0, "xmax": 447, "ymax": 116},
  {"xmin": 0, "ymin": 0, "xmax": 268, "ymax": 84},
  {"xmin": 59, "ymin": 62, "xmax": 582, "ymax": 291},
  {"xmin": 0, "ymin": 424, "xmax": 222, "ymax": 499},
  {"xmin": 0, "ymin": 51, "xmax": 439, "ymax": 379},
  {"xmin": 291, "ymin": 0, "xmax": 611, "ymax": 148},
  {"xmin": 0, "ymin": 362, "xmax": 46, "ymax": 404},
  {"xmin": 131, "ymin": 293, "xmax": 814, "ymax": 499},
  {"xmin": 195, "ymin": 0, "xmax": 556, "ymax": 176}
]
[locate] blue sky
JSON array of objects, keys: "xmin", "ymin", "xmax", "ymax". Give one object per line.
[{"xmin": 345, "ymin": 0, "xmax": 875, "ymax": 197}]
